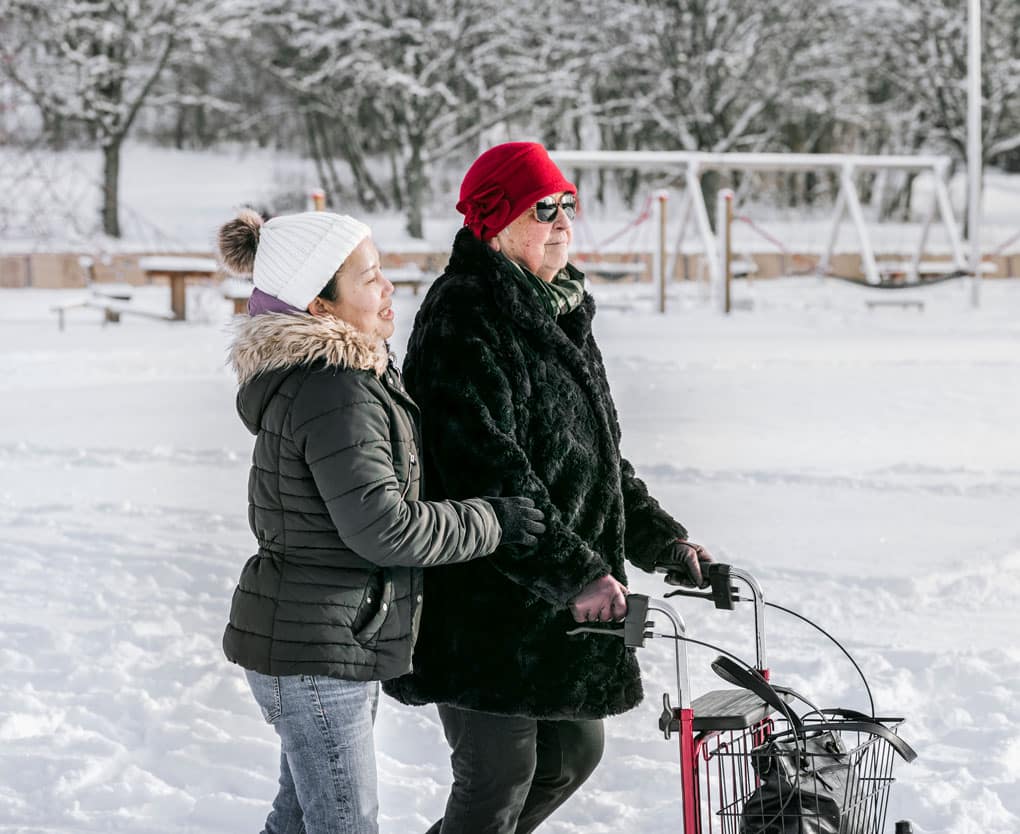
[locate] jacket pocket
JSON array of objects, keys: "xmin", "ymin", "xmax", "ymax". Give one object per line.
[{"xmin": 352, "ymin": 570, "xmax": 394, "ymax": 648}]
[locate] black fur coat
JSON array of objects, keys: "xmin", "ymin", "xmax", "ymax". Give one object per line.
[{"xmin": 382, "ymin": 228, "xmax": 687, "ymax": 719}]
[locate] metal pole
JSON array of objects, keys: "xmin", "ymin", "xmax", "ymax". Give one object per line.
[
  {"xmin": 717, "ymin": 189, "xmax": 734, "ymax": 314},
  {"xmin": 656, "ymin": 190, "xmax": 669, "ymax": 313},
  {"xmin": 689, "ymin": 162, "xmax": 720, "ymax": 288},
  {"xmin": 841, "ymin": 164, "xmax": 881, "ymax": 285},
  {"xmin": 967, "ymin": 0, "xmax": 982, "ymax": 307},
  {"xmin": 933, "ymin": 166, "xmax": 967, "ymax": 269},
  {"xmin": 673, "ymin": 190, "xmax": 695, "ymax": 281},
  {"xmin": 820, "ymin": 181, "xmax": 847, "ymax": 280}
]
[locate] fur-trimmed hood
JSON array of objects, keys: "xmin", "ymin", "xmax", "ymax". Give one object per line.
[
  {"xmin": 230, "ymin": 312, "xmax": 391, "ymax": 437},
  {"xmin": 229, "ymin": 312, "xmax": 389, "ymax": 385}
]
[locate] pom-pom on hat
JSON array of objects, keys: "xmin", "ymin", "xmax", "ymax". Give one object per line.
[
  {"xmin": 242, "ymin": 211, "xmax": 370, "ymax": 310},
  {"xmin": 456, "ymin": 142, "xmax": 576, "ymax": 241}
]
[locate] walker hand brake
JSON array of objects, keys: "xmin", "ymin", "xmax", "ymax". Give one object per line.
[
  {"xmin": 565, "ymin": 594, "xmax": 652, "ymax": 647},
  {"xmin": 663, "ymin": 562, "xmax": 737, "ymax": 610}
]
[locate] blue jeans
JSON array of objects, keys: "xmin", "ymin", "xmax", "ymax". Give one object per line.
[{"xmin": 245, "ymin": 670, "xmax": 380, "ymax": 834}]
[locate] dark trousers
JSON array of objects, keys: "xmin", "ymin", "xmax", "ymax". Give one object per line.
[{"xmin": 426, "ymin": 704, "xmax": 605, "ymax": 834}]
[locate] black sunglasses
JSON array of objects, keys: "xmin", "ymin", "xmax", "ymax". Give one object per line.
[{"xmin": 534, "ymin": 194, "xmax": 578, "ymax": 223}]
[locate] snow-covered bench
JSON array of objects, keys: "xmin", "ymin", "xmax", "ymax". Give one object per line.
[{"xmin": 52, "ymin": 290, "xmax": 177, "ymax": 330}]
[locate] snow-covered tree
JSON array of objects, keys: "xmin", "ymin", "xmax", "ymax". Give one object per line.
[
  {"xmin": 866, "ymin": 0, "xmax": 1020, "ymax": 165},
  {"xmin": 577, "ymin": 0, "xmax": 862, "ymax": 210},
  {"xmin": 0, "ymin": 0, "xmax": 220, "ymax": 236},
  {"xmin": 239, "ymin": 0, "xmax": 592, "ymax": 237}
]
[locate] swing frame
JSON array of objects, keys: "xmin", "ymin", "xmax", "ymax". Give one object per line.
[{"xmin": 551, "ymin": 151, "xmax": 966, "ymax": 287}]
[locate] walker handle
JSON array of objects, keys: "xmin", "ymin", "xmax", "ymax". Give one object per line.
[
  {"xmin": 565, "ymin": 593, "xmax": 652, "ymax": 648},
  {"xmin": 662, "ymin": 563, "xmax": 737, "ymax": 610}
]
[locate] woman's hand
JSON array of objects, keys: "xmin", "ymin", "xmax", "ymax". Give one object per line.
[
  {"xmin": 482, "ymin": 496, "xmax": 546, "ymax": 547},
  {"xmin": 656, "ymin": 540, "xmax": 713, "ymax": 588},
  {"xmin": 568, "ymin": 574, "xmax": 628, "ymax": 623}
]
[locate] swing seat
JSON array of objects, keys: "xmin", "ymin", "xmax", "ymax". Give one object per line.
[
  {"xmin": 876, "ymin": 260, "xmax": 994, "ymax": 281},
  {"xmin": 579, "ymin": 260, "xmax": 646, "ymax": 282}
]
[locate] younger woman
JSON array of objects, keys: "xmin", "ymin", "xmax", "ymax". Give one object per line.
[{"xmin": 218, "ymin": 209, "xmax": 544, "ymax": 834}]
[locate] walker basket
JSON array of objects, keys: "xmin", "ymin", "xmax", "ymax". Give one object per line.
[{"xmin": 699, "ymin": 710, "xmax": 905, "ymax": 834}]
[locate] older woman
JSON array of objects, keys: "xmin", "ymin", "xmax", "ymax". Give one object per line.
[
  {"xmin": 383, "ymin": 142, "xmax": 711, "ymax": 834},
  {"xmin": 217, "ymin": 208, "xmax": 545, "ymax": 834}
]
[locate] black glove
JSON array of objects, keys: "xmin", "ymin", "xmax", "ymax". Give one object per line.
[
  {"xmin": 655, "ymin": 540, "xmax": 713, "ymax": 588},
  {"xmin": 483, "ymin": 496, "xmax": 546, "ymax": 547}
]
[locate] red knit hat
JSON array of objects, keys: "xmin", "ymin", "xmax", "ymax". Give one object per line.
[{"xmin": 456, "ymin": 142, "xmax": 577, "ymax": 240}]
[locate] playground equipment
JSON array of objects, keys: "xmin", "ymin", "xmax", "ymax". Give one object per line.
[
  {"xmin": 552, "ymin": 151, "xmax": 968, "ymax": 292},
  {"xmin": 573, "ymin": 190, "xmax": 671, "ymax": 313},
  {"xmin": 573, "ymin": 192, "xmax": 655, "ymax": 279}
]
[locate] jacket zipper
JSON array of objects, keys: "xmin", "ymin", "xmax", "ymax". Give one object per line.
[
  {"xmin": 389, "ymin": 365, "xmax": 418, "ymax": 500},
  {"xmin": 400, "ymin": 450, "xmax": 415, "ymax": 499}
]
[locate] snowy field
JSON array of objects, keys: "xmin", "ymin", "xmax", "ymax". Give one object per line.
[{"xmin": 2, "ymin": 275, "xmax": 1019, "ymax": 834}]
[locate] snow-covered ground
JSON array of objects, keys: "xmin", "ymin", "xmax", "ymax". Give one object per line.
[{"xmin": 2, "ymin": 274, "xmax": 1018, "ymax": 833}]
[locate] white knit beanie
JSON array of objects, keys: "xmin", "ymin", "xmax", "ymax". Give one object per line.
[{"xmin": 252, "ymin": 211, "xmax": 371, "ymax": 309}]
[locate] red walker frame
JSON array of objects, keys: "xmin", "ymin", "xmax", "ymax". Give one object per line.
[{"xmin": 571, "ymin": 565, "xmax": 910, "ymax": 834}]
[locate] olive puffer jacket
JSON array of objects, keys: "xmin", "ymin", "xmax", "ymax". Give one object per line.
[{"xmin": 222, "ymin": 312, "xmax": 501, "ymax": 681}]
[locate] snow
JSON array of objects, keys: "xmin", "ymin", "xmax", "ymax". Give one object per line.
[
  {"xmin": 2, "ymin": 273, "xmax": 1018, "ymax": 833},
  {"xmin": 136, "ymin": 257, "xmax": 218, "ymax": 273}
]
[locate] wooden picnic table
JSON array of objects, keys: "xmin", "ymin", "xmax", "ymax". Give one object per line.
[
  {"xmin": 138, "ymin": 256, "xmax": 220, "ymax": 320},
  {"xmin": 386, "ymin": 265, "xmax": 433, "ymax": 295}
]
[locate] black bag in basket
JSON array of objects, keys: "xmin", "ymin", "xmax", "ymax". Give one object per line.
[
  {"xmin": 710, "ymin": 656, "xmax": 917, "ymax": 834},
  {"xmin": 741, "ymin": 728, "xmax": 854, "ymax": 834}
]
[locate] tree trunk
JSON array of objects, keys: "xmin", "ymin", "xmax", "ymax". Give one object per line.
[
  {"xmin": 389, "ymin": 151, "xmax": 404, "ymax": 210},
  {"xmin": 700, "ymin": 170, "xmax": 720, "ymax": 232},
  {"xmin": 305, "ymin": 113, "xmax": 333, "ymax": 205},
  {"xmin": 174, "ymin": 73, "xmax": 186, "ymax": 149},
  {"xmin": 804, "ymin": 171, "xmax": 817, "ymax": 206},
  {"xmin": 174, "ymin": 107, "xmax": 186, "ymax": 150},
  {"xmin": 306, "ymin": 112, "xmax": 349, "ymax": 207},
  {"xmin": 405, "ymin": 135, "xmax": 426, "ymax": 240},
  {"xmin": 334, "ymin": 122, "xmax": 390, "ymax": 211},
  {"xmin": 102, "ymin": 140, "xmax": 121, "ymax": 237}
]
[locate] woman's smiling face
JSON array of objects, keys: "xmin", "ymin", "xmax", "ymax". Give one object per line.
[{"xmin": 310, "ymin": 238, "xmax": 395, "ymax": 340}]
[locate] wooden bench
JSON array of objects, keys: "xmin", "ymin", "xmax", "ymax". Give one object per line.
[
  {"xmin": 53, "ymin": 283, "xmax": 133, "ymax": 330},
  {"xmin": 220, "ymin": 278, "xmax": 254, "ymax": 315}
]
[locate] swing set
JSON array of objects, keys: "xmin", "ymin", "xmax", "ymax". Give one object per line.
[
  {"xmin": 572, "ymin": 193, "xmax": 658, "ymax": 282},
  {"xmin": 553, "ymin": 150, "xmax": 973, "ymax": 308}
]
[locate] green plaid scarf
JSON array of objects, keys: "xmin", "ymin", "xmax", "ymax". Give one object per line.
[{"xmin": 500, "ymin": 254, "xmax": 586, "ymax": 318}]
